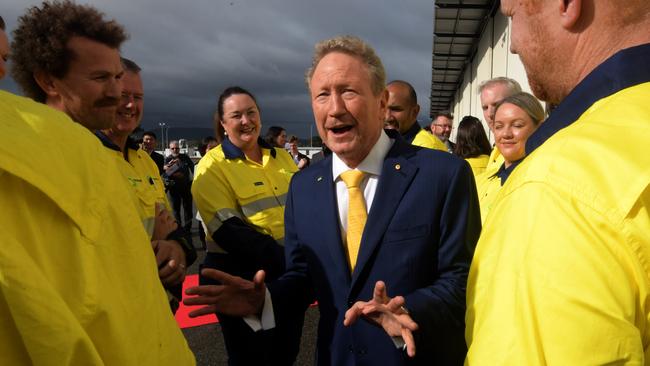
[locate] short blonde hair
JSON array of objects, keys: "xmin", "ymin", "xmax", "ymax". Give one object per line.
[{"xmin": 305, "ymin": 35, "xmax": 386, "ymax": 96}]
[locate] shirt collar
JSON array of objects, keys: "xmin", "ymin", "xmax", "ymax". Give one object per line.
[
  {"xmin": 332, "ymin": 129, "xmax": 393, "ymax": 181},
  {"xmin": 401, "ymin": 121, "xmax": 421, "ymax": 143},
  {"xmin": 495, "ymin": 160, "xmax": 522, "ymax": 186},
  {"xmin": 221, "ymin": 136, "xmax": 276, "ymax": 160},
  {"xmin": 526, "ymin": 43, "xmax": 650, "ymax": 156}
]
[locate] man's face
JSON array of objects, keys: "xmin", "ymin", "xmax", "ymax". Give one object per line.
[
  {"xmin": 0, "ymin": 29, "xmax": 9, "ymax": 80},
  {"xmin": 169, "ymin": 142, "xmax": 180, "ymax": 157},
  {"xmin": 113, "ymin": 71, "xmax": 143, "ymax": 135},
  {"xmin": 385, "ymin": 83, "xmax": 419, "ymax": 134},
  {"xmin": 143, "ymin": 135, "xmax": 156, "ymax": 151},
  {"xmin": 49, "ymin": 36, "xmax": 123, "ymax": 130},
  {"xmin": 480, "ymin": 83, "xmax": 512, "ymax": 132},
  {"xmin": 501, "ymin": 0, "xmax": 559, "ymax": 102},
  {"xmin": 309, "ymin": 52, "xmax": 386, "ymax": 167},
  {"xmin": 431, "ymin": 115, "xmax": 453, "ymax": 141}
]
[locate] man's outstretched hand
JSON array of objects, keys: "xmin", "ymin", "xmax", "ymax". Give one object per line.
[
  {"xmin": 183, "ymin": 269, "xmax": 266, "ymax": 318},
  {"xmin": 343, "ymin": 281, "xmax": 419, "ymax": 357}
]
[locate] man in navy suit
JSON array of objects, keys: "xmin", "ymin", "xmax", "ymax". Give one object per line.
[{"xmin": 185, "ymin": 35, "xmax": 480, "ymax": 365}]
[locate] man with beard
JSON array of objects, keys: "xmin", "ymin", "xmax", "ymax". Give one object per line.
[
  {"xmin": 165, "ymin": 140, "xmax": 195, "ymax": 233},
  {"xmin": 5, "ymin": 1, "xmax": 194, "ymax": 364},
  {"xmin": 466, "ymin": 0, "xmax": 650, "ymax": 364},
  {"xmin": 430, "ymin": 111, "xmax": 454, "ymax": 153}
]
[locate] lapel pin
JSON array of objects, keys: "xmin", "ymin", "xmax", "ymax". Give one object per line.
[
  {"xmin": 395, "ymin": 164, "xmax": 401, "ymax": 170},
  {"xmin": 317, "ymin": 176, "xmax": 323, "ymax": 182}
]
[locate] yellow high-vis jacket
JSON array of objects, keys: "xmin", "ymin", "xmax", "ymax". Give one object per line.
[
  {"xmin": 484, "ymin": 146, "xmax": 504, "ymax": 172},
  {"xmin": 0, "ymin": 91, "xmax": 195, "ymax": 365},
  {"xmin": 466, "ymin": 45, "xmax": 650, "ymax": 365},
  {"xmin": 192, "ymin": 137, "xmax": 297, "ymax": 279},
  {"xmin": 465, "ymin": 154, "xmax": 490, "ymax": 178}
]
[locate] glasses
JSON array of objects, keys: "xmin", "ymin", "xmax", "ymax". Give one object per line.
[
  {"xmin": 433, "ymin": 124, "xmax": 452, "ymax": 130},
  {"xmin": 170, "ymin": 147, "xmax": 180, "ymax": 150}
]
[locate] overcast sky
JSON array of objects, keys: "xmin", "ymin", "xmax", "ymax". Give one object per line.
[{"xmin": 1, "ymin": 0, "xmax": 434, "ymax": 139}]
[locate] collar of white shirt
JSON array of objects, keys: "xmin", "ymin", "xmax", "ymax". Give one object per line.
[{"xmin": 332, "ymin": 130, "xmax": 393, "ymax": 181}]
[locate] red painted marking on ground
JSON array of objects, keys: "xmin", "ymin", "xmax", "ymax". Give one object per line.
[{"xmin": 175, "ymin": 274, "xmax": 219, "ymax": 329}]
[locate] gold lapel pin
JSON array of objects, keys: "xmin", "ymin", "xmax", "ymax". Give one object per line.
[{"xmin": 395, "ymin": 164, "xmax": 401, "ymax": 170}]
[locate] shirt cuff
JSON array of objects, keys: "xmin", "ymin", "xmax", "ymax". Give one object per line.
[
  {"xmin": 242, "ymin": 288, "xmax": 275, "ymax": 332},
  {"xmin": 391, "ymin": 336, "xmax": 406, "ymax": 350}
]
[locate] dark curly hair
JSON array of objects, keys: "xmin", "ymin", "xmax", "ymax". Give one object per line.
[
  {"xmin": 11, "ymin": 0, "xmax": 128, "ymax": 102},
  {"xmin": 453, "ymin": 116, "xmax": 492, "ymax": 159}
]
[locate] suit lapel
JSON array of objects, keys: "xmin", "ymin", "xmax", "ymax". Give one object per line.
[
  {"xmin": 349, "ymin": 141, "xmax": 418, "ymax": 289},
  {"xmin": 310, "ymin": 157, "xmax": 351, "ymax": 283}
]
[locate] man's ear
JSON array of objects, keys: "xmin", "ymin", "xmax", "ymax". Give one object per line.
[
  {"xmin": 559, "ymin": 0, "xmax": 582, "ymax": 29},
  {"xmin": 33, "ymin": 70, "xmax": 60, "ymax": 98},
  {"xmin": 411, "ymin": 104, "xmax": 421, "ymax": 121},
  {"xmin": 379, "ymin": 88, "xmax": 388, "ymax": 114}
]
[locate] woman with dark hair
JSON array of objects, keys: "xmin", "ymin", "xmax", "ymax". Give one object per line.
[
  {"xmin": 187, "ymin": 86, "xmax": 302, "ymax": 366},
  {"xmin": 264, "ymin": 125, "xmax": 287, "ymax": 148},
  {"xmin": 453, "ymin": 116, "xmax": 492, "ymax": 177}
]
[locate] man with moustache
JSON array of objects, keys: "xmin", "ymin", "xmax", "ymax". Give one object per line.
[
  {"xmin": 466, "ymin": 0, "xmax": 650, "ymax": 364},
  {"xmin": 385, "ymin": 80, "xmax": 448, "ymax": 152},
  {"xmin": 5, "ymin": 1, "xmax": 194, "ymax": 364},
  {"xmin": 185, "ymin": 35, "xmax": 480, "ymax": 365},
  {"xmin": 96, "ymin": 57, "xmax": 196, "ymax": 305}
]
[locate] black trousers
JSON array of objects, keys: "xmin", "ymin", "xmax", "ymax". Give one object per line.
[
  {"xmin": 169, "ymin": 184, "xmax": 193, "ymax": 232},
  {"xmin": 200, "ymin": 253, "xmax": 304, "ymax": 366}
]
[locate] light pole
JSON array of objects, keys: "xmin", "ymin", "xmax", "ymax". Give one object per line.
[{"xmin": 158, "ymin": 122, "xmax": 167, "ymax": 151}]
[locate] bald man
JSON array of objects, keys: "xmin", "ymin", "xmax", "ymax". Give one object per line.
[
  {"xmin": 385, "ymin": 80, "xmax": 447, "ymax": 151},
  {"xmin": 467, "ymin": 1, "xmax": 650, "ymax": 364}
]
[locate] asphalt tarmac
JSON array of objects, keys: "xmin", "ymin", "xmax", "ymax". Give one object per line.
[{"xmin": 183, "ymin": 239, "xmax": 319, "ymax": 366}]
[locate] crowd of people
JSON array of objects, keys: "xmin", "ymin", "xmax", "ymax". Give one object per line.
[{"xmin": 1, "ymin": 0, "xmax": 650, "ymax": 365}]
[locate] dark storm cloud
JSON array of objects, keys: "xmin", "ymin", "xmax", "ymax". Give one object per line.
[{"xmin": 1, "ymin": 0, "xmax": 433, "ymax": 138}]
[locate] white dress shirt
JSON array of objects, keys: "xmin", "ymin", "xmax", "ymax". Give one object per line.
[
  {"xmin": 248, "ymin": 130, "xmax": 396, "ymax": 334},
  {"xmin": 332, "ymin": 130, "xmax": 393, "ymax": 243}
]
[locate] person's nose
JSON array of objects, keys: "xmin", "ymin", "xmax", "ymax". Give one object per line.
[{"xmin": 328, "ymin": 93, "xmax": 346, "ymax": 118}]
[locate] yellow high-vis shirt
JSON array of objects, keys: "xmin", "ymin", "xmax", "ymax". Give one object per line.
[
  {"xmin": 465, "ymin": 154, "xmax": 490, "ymax": 178},
  {"xmin": 474, "ymin": 169, "xmax": 501, "ymax": 224},
  {"xmin": 466, "ymin": 51, "xmax": 650, "ymax": 366},
  {"xmin": 484, "ymin": 146, "xmax": 503, "ymax": 172},
  {"xmin": 0, "ymin": 91, "xmax": 195, "ymax": 365},
  {"xmin": 99, "ymin": 135, "xmax": 171, "ymax": 238},
  {"xmin": 192, "ymin": 140, "xmax": 297, "ymax": 245},
  {"xmin": 411, "ymin": 128, "xmax": 448, "ymax": 152}
]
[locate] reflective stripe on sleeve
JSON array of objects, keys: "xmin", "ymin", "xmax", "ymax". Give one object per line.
[
  {"xmin": 143, "ymin": 217, "xmax": 155, "ymax": 239},
  {"xmin": 240, "ymin": 194, "xmax": 287, "ymax": 217},
  {"xmin": 206, "ymin": 208, "xmax": 242, "ymax": 235}
]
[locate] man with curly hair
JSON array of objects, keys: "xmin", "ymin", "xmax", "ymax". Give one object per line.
[
  {"xmin": 11, "ymin": 0, "xmax": 125, "ymax": 130},
  {"xmin": 2, "ymin": 1, "xmax": 195, "ymax": 364}
]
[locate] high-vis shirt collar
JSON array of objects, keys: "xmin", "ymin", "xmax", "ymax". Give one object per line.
[
  {"xmin": 222, "ymin": 136, "xmax": 276, "ymax": 160},
  {"xmin": 526, "ymin": 43, "xmax": 650, "ymax": 157},
  {"xmin": 95, "ymin": 131, "xmax": 141, "ymax": 152}
]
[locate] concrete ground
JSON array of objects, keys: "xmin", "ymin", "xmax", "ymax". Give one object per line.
[{"xmin": 182, "ymin": 235, "xmax": 319, "ymax": 366}]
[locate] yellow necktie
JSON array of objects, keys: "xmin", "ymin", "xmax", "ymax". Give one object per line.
[{"xmin": 340, "ymin": 170, "xmax": 367, "ymax": 272}]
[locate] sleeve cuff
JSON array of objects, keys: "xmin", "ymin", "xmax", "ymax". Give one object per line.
[{"xmin": 242, "ymin": 288, "xmax": 276, "ymax": 332}]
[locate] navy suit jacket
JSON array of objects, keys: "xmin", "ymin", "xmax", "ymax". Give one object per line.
[{"xmin": 269, "ymin": 135, "xmax": 480, "ymax": 365}]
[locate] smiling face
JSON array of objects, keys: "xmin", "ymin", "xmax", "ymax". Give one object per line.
[
  {"xmin": 385, "ymin": 82, "xmax": 419, "ymax": 134},
  {"xmin": 113, "ymin": 70, "xmax": 143, "ymax": 134},
  {"xmin": 494, "ymin": 103, "xmax": 538, "ymax": 166},
  {"xmin": 220, "ymin": 93, "xmax": 261, "ymax": 151},
  {"xmin": 309, "ymin": 52, "xmax": 386, "ymax": 168},
  {"xmin": 46, "ymin": 36, "xmax": 124, "ymax": 130}
]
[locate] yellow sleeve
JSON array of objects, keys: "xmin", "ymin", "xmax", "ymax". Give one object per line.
[
  {"xmin": 466, "ymin": 182, "xmax": 647, "ymax": 365},
  {"xmin": 191, "ymin": 151, "xmax": 240, "ymax": 237},
  {"xmin": 412, "ymin": 129, "xmax": 448, "ymax": 151}
]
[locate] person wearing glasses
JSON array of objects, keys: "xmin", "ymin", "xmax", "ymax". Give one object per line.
[
  {"xmin": 164, "ymin": 141, "xmax": 195, "ymax": 233},
  {"xmin": 430, "ymin": 111, "xmax": 455, "ymax": 153}
]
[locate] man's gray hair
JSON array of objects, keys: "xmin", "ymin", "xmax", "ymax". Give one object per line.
[
  {"xmin": 305, "ymin": 35, "xmax": 386, "ymax": 96},
  {"xmin": 478, "ymin": 77, "xmax": 522, "ymax": 95}
]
